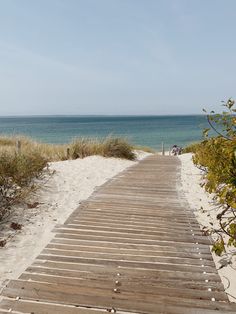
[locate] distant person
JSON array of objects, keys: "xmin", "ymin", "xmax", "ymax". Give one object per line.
[{"xmin": 171, "ymin": 145, "xmax": 182, "ymax": 156}]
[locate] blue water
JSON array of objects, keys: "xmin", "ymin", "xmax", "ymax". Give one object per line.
[{"xmin": 0, "ymin": 115, "xmax": 208, "ymax": 150}]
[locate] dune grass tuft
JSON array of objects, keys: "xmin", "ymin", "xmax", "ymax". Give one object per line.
[
  {"xmin": 103, "ymin": 137, "xmax": 136, "ymax": 160},
  {"xmin": 70, "ymin": 137, "xmax": 136, "ymax": 160},
  {"xmin": 0, "ymin": 150, "xmax": 47, "ymax": 220}
]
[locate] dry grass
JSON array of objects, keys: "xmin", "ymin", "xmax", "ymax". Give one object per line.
[
  {"xmin": 0, "ymin": 135, "xmax": 67, "ymax": 161},
  {"xmin": 0, "ymin": 150, "xmax": 47, "ymax": 220},
  {"xmin": 71, "ymin": 137, "xmax": 136, "ymax": 160},
  {"xmin": 0, "ymin": 135, "xmax": 138, "ymax": 161}
]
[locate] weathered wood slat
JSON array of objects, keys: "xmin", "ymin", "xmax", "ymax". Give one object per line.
[
  {"xmin": 46, "ymin": 243, "xmax": 213, "ymax": 260},
  {"xmin": 52, "ymin": 228, "xmax": 210, "ymax": 245},
  {"xmin": 1, "ymin": 299, "xmax": 236, "ymax": 314},
  {"xmin": 54, "ymin": 232, "xmax": 211, "ymax": 246},
  {"xmin": 2, "ymin": 281, "xmax": 234, "ymax": 312},
  {"xmin": 40, "ymin": 248, "xmax": 215, "ymax": 267},
  {"xmin": 22, "ymin": 266, "xmax": 224, "ymax": 289},
  {"xmin": 6, "ymin": 277, "xmax": 228, "ymax": 302},
  {"xmin": 28, "ymin": 261, "xmax": 222, "ymax": 282},
  {"xmin": 64, "ymin": 222, "xmax": 203, "ymax": 234},
  {"xmin": 19, "ymin": 272, "xmax": 225, "ymax": 293},
  {"xmin": 50, "ymin": 237, "xmax": 211, "ymax": 253},
  {"xmin": 36, "ymin": 254, "xmax": 218, "ymax": 274},
  {"xmin": 0, "ymin": 299, "xmax": 114, "ymax": 314}
]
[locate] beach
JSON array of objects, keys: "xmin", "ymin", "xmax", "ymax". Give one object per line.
[{"xmin": 0, "ymin": 152, "xmax": 236, "ymax": 304}]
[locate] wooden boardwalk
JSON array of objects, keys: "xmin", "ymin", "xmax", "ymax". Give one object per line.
[{"xmin": 0, "ymin": 155, "xmax": 236, "ymax": 313}]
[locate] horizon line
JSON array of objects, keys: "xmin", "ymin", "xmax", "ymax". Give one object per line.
[{"xmin": 0, "ymin": 113, "xmax": 205, "ymax": 118}]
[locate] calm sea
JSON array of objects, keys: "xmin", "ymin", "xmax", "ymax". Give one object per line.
[{"xmin": 0, "ymin": 115, "xmax": 208, "ymax": 150}]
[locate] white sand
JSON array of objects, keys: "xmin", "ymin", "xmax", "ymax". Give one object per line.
[
  {"xmin": 179, "ymin": 153, "xmax": 236, "ymax": 302},
  {"xmin": 0, "ymin": 151, "xmax": 150, "ymax": 289}
]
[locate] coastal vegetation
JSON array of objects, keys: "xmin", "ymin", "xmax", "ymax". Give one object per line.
[
  {"xmin": 0, "ymin": 135, "xmax": 142, "ymax": 221},
  {"xmin": 0, "ymin": 151, "xmax": 47, "ymax": 221},
  {"xmin": 71, "ymin": 137, "xmax": 136, "ymax": 160},
  {"xmin": 185, "ymin": 99, "xmax": 236, "ymax": 255},
  {"xmin": 0, "ymin": 135, "xmax": 149, "ymax": 161}
]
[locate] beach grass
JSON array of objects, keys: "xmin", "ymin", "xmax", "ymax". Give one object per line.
[
  {"xmin": 71, "ymin": 137, "xmax": 136, "ymax": 160},
  {"xmin": 0, "ymin": 149, "xmax": 47, "ymax": 220},
  {"xmin": 0, "ymin": 135, "xmax": 68, "ymax": 161},
  {"xmin": 0, "ymin": 135, "xmax": 140, "ymax": 161}
]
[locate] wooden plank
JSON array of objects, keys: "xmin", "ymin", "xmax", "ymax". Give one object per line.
[
  {"xmin": 41, "ymin": 248, "xmax": 215, "ymax": 267},
  {"xmin": 52, "ymin": 228, "xmax": 210, "ymax": 245},
  {"xmin": 29, "ymin": 261, "xmax": 222, "ymax": 282},
  {"xmin": 2, "ymin": 281, "xmax": 235, "ymax": 312},
  {"xmin": 67, "ymin": 216, "xmax": 201, "ymax": 230},
  {"xmin": 1, "ymin": 299, "xmax": 236, "ymax": 314},
  {"xmin": 55, "ymin": 223, "xmax": 202, "ymax": 235},
  {"xmin": 65, "ymin": 219, "xmax": 202, "ymax": 232},
  {"xmin": 0, "ymin": 299, "xmax": 115, "ymax": 314},
  {"xmin": 36, "ymin": 254, "xmax": 218, "ymax": 274},
  {"xmin": 19, "ymin": 272, "xmax": 225, "ymax": 293},
  {"xmin": 23, "ymin": 266, "xmax": 225, "ymax": 289},
  {"xmin": 46, "ymin": 243, "xmax": 213, "ymax": 260},
  {"xmin": 53, "ymin": 232, "xmax": 211, "ymax": 246},
  {"xmin": 50, "ymin": 238, "xmax": 212, "ymax": 253}
]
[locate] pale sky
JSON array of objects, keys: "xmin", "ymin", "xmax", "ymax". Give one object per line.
[{"xmin": 0, "ymin": 0, "xmax": 235, "ymax": 115}]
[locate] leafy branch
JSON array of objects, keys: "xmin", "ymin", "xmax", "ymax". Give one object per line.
[{"xmin": 191, "ymin": 98, "xmax": 236, "ymax": 255}]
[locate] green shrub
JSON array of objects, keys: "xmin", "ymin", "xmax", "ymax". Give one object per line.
[
  {"xmin": 193, "ymin": 137, "xmax": 236, "ymax": 193},
  {"xmin": 193, "ymin": 99, "xmax": 236, "ymax": 255},
  {"xmin": 183, "ymin": 142, "xmax": 201, "ymax": 153},
  {"xmin": 0, "ymin": 152, "xmax": 47, "ymax": 220}
]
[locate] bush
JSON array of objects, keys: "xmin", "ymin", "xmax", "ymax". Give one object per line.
[
  {"xmin": 183, "ymin": 142, "xmax": 201, "ymax": 154},
  {"xmin": 193, "ymin": 137, "xmax": 236, "ymax": 193},
  {"xmin": 0, "ymin": 152, "xmax": 47, "ymax": 220},
  {"xmin": 192, "ymin": 99, "xmax": 236, "ymax": 255}
]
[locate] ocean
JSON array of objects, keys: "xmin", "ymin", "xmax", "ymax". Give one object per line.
[{"xmin": 0, "ymin": 115, "xmax": 208, "ymax": 150}]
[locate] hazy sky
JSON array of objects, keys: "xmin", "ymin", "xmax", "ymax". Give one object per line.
[{"xmin": 0, "ymin": 0, "xmax": 235, "ymax": 115}]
